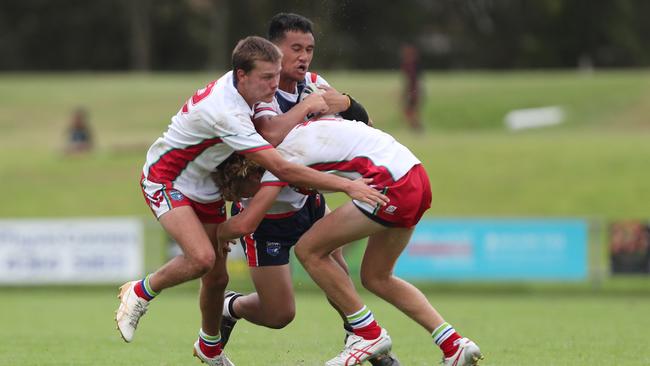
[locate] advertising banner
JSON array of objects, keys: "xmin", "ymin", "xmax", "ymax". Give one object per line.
[
  {"xmin": 395, "ymin": 219, "xmax": 588, "ymax": 281},
  {"xmin": 0, "ymin": 218, "xmax": 144, "ymax": 284}
]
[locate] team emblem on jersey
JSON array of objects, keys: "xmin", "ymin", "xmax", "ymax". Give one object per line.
[
  {"xmin": 266, "ymin": 241, "xmax": 281, "ymax": 256},
  {"xmin": 384, "ymin": 205, "xmax": 398, "ymax": 214},
  {"xmin": 169, "ymin": 190, "xmax": 185, "ymax": 201}
]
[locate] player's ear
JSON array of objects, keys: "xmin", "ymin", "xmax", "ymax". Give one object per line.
[{"xmin": 235, "ymin": 68, "xmax": 247, "ymax": 82}]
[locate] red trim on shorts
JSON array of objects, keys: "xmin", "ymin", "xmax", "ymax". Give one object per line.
[
  {"xmin": 264, "ymin": 211, "xmax": 297, "ymax": 219},
  {"xmin": 238, "ymin": 144, "xmax": 273, "ymax": 154},
  {"xmin": 244, "ymin": 234, "xmax": 257, "ymax": 267},
  {"xmin": 147, "ymin": 138, "xmax": 223, "ymax": 182}
]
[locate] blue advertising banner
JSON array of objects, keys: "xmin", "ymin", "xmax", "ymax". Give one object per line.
[{"xmin": 395, "ymin": 219, "xmax": 588, "ymax": 280}]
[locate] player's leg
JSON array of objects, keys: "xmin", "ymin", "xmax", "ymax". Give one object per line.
[
  {"xmin": 191, "ymin": 223, "xmax": 235, "ymax": 366},
  {"xmin": 294, "ymin": 202, "xmax": 392, "ymax": 365},
  {"xmin": 231, "ymin": 264, "xmax": 296, "ymax": 328},
  {"xmin": 152, "ymin": 207, "xmax": 218, "ymax": 289},
  {"xmin": 295, "ymin": 202, "xmax": 380, "ymax": 314},
  {"xmin": 116, "ymin": 205, "xmax": 217, "ymax": 343},
  {"xmin": 361, "ymin": 228, "xmax": 482, "ymax": 365},
  {"xmin": 361, "ymin": 227, "xmax": 443, "ymax": 331}
]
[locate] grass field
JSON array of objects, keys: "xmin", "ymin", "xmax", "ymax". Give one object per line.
[
  {"xmin": 1, "ymin": 70, "xmax": 650, "ymax": 365},
  {"xmin": 1, "ymin": 284, "xmax": 650, "ymax": 366}
]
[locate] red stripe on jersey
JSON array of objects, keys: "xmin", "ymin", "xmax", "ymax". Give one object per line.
[
  {"xmin": 310, "ymin": 72, "xmax": 318, "ymax": 83},
  {"xmin": 310, "ymin": 157, "xmax": 394, "ymax": 187},
  {"xmin": 147, "ymin": 138, "xmax": 222, "ymax": 183},
  {"xmin": 254, "ymin": 107, "xmax": 275, "ymax": 113},
  {"xmin": 238, "ymin": 144, "xmax": 273, "ymax": 154},
  {"xmin": 260, "ymin": 181, "xmax": 288, "ymax": 187}
]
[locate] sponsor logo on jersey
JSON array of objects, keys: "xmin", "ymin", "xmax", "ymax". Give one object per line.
[
  {"xmin": 169, "ymin": 190, "xmax": 185, "ymax": 201},
  {"xmin": 266, "ymin": 241, "xmax": 281, "ymax": 256},
  {"xmin": 384, "ymin": 205, "xmax": 397, "ymax": 214}
]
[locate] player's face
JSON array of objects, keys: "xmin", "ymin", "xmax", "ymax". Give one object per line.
[
  {"xmin": 276, "ymin": 30, "xmax": 315, "ymax": 82},
  {"xmin": 237, "ymin": 60, "xmax": 281, "ymax": 106}
]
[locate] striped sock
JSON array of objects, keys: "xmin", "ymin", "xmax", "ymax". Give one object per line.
[
  {"xmin": 432, "ymin": 322, "xmax": 462, "ymax": 358},
  {"xmin": 346, "ymin": 305, "xmax": 381, "ymax": 340},
  {"xmin": 198, "ymin": 329, "xmax": 223, "ymax": 358},
  {"xmin": 133, "ymin": 274, "xmax": 158, "ymax": 301}
]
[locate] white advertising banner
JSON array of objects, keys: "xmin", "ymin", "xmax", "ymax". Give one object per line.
[{"xmin": 0, "ymin": 218, "xmax": 144, "ymax": 284}]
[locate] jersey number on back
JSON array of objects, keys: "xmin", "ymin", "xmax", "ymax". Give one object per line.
[{"xmin": 181, "ymin": 80, "xmax": 217, "ymax": 113}]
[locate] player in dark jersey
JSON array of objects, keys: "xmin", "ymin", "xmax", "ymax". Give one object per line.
[{"xmin": 220, "ymin": 13, "xmax": 398, "ymax": 366}]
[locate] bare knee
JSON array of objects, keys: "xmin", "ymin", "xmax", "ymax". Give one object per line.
[
  {"xmin": 360, "ymin": 272, "xmax": 392, "ymax": 296},
  {"xmin": 264, "ymin": 309, "xmax": 295, "ymax": 329},
  {"xmin": 201, "ymin": 270, "xmax": 229, "ymax": 292},
  {"xmin": 294, "ymin": 245, "xmax": 312, "ymax": 267},
  {"xmin": 187, "ymin": 250, "xmax": 216, "ymax": 276}
]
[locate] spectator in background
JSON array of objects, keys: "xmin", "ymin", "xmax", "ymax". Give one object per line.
[
  {"xmin": 65, "ymin": 107, "xmax": 93, "ymax": 154},
  {"xmin": 400, "ymin": 43, "xmax": 424, "ymax": 131}
]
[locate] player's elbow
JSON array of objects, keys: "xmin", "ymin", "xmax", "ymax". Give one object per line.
[
  {"xmin": 264, "ymin": 132, "xmax": 284, "ymax": 147},
  {"xmin": 257, "ymin": 126, "xmax": 282, "ymax": 147}
]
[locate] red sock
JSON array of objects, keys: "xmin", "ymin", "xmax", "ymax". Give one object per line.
[
  {"xmin": 199, "ymin": 338, "xmax": 223, "ymax": 358},
  {"xmin": 440, "ymin": 331, "xmax": 462, "ymax": 358},
  {"xmin": 353, "ymin": 320, "xmax": 381, "ymax": 340},
  {"xmin": 133, "ymin": 280, "xmax": 153, "ymax": 301}
]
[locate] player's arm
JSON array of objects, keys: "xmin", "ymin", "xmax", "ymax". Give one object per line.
[
  {"xmin": 254, "ymin": 94, "xmax": 328, "ymax": 147},
  {"xmin": 245, "ymin": 148, "xmax": 388, "ymax": 207},
  {"xmin": 319, "ymin": 85, "xmax": 371, "ymax": 124},
  {"xmin": 216, "ymin": 185, "xmax": 282, "ymax": 256}
]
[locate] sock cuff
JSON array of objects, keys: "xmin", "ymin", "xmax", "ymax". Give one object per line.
[
  {"xmin": 224, "ymin": 293, "xmax": 242, "ymax": 320},
  {"xmin": 346, "ymin": 306, "xmax": 374, "ymax": 329},
  {"xmin": 142, "ymin": 274, "xmax": 159, "ymax": 298},
  {"xmin": 199, "ymin": 329, "xmax": 221, "ymax": 345},
  {"xmin": 432, "ymin": 322, "xmax": 454, "ymax": 345}
]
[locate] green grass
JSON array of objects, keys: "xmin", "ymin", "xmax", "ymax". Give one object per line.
[{"xmin": 1, "ymin": 285, "xmax": 649, "ymax": 365}]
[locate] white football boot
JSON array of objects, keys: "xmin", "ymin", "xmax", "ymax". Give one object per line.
[
  {"xmin": 115, "ymin": 281, "xmax": 150, "ymax": 342},
  {"xmin": 441, "ymin": 338, "xmax": 483, "ymax": 366},
  {"xmin": 193, "ymin": 341, "xmax": 235, "ymax": 366},
  {"xmin": 326, "ymin": 328, "xmax": 392, "ymax": 366}
]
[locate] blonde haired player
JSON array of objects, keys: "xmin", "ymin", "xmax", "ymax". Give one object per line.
[{"xmin": 215, "ymin": 117, "xmax": 483, "ymax": 366}]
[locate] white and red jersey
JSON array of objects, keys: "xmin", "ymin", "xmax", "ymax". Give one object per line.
[
  {"xmin": 239, "ymin": 72, "xmax": 330, "ymax": 215},
  {"xmin": 261, "ymin": 118, "xmax": 421, "ymax": 214},
  {"xmin": 142, "ymin": 71, "xmax": 272, "ymax": 203}
]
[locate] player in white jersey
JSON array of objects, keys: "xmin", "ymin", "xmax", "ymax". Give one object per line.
[
  {"xmin": 114, "ymin": 36, "xmax": 388, "ymax": 366},
  {"xmin": 217, "ymin": 13, "xmax": 398, "ymax": 366},
  {"xmin": 215, "ymin": 118, "xmax": 483, "ymax": 366}
]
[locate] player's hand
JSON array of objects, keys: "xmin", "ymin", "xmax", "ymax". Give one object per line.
[
  {"xmin": 318, "ymin": 85, "xmax": 350, "ymax": 115},
  {"xmin": 345, "ymin": 178, "xmax": 389, "ymax": 207},
  {"xmin": 216, "ymin": 226, "xmax": 235, "ymax": 258},
  {"xmin": 302, "ymin": 93, "xmax": 328, "ymax": 118}
]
